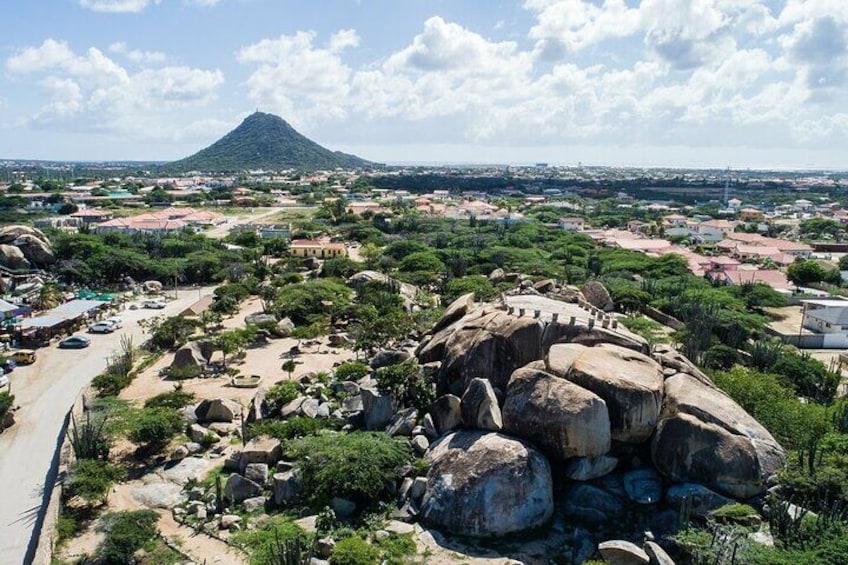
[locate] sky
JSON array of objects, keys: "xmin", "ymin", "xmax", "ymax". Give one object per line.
[{"xmin": 1, "ymin": 0, "xmax": 847, "ymax": 169}]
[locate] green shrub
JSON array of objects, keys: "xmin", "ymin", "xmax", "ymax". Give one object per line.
[
  {"xmin": 66, "ymin": 460, "xmax": 122, "ymax": 504},
  {"xmin": 230, "ymin": 516, "xmax": 305, "ymax": 565},
  {"xmin": 374, "ymin": 533, "xmax": 416, "ymax": 565},
  {"xmin": 161, "ymin": 364, "xmax": 202, "ymax": 381},
  {"xmin": 265, "ymin": 381, "xmax": 301, "ymax": 412},
  {"xmin": 99, "ymin": 510, "xmax": 159, "ymax": 564},
  {"xmin": 92, "ymin": 370, "xmax": 132, "ymax": 397},
  {"xmin": 0, "ymin": 390, "xmax": 14, "ymax": 421},
  {"xmin": 127, "ymin": 407, "xmax": 183, "ymax": 448},
  {"xmin": 334, "ymin": 362, "xmax": 370, "ymax": 382},
  {"xmin": 248, "ymin": 417, "xmax": 335, "ymax": 443},
  {"xmin": 330, "ymin": 537, "xmax": 380, "ymax": 565},
  {"xmin": 288, "ymin": 432, "xmax": 411, "ymax": 511},
  {"xmin": 67, "ymin": 412, "xmax": 111, "ymax": 461},
  {"xmin": 374, "ymin": 360, "xmax": 434, "ymax": 412},
  {"xmin": 144, "ymin": 388, "xmax": 196, "ymax": 410}
]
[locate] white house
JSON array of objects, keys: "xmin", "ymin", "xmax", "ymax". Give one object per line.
[
  {"xmin": 801, "ymin": 299, "xmax": 848, "ymax": 347},
  {"xmin": 558, "ymin": 217, "xmax": 585, "ymax": 232},
  {"xmin": 696, "ymin": 219, "xmax": 736, "ymax": 243}
]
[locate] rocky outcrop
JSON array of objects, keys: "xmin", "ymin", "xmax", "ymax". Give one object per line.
[
  {"xmin": 546, "ymin": 343, "xmax": 663, "ymax": 443},
  {"xmin": 0, "ymin": 244, "xmax": 29, "ymax": 269},
  {"xmin": 421, "ymin": 431, "xmax": 553, "ymax": 537},
  {"xmin": 581, "ymin": 281, "xmax": 614, "ymax": 312},
  {"xmin": 195, "ymin": 399, "xmax": 241, "ymax": 423},
  {"xmin": 652, "ymin": 374, "xmax": 785, "ymax": 498},
  {"xmin": 14, "ymin": 234, "xmax": 56, "ymax": 265},
  {"xmin": 502, "ymin": 367, "xmax": 610, "ymax": 460},
  {"xmin": 460, "ymin": 378, "xmax": 502, "ymax": 432},
  {"xmin": 347, "ymin": 271, "xmax": 421, "ymax": 310}
]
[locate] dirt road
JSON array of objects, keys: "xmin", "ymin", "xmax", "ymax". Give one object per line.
[{"xmin": 0, "ymin": 290, "xmax": 212, "ymax": 564}]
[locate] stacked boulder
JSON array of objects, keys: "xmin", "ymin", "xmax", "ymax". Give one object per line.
[
  {"xmin": 0, "ymin": 225, "xmax": 56, "ymax": 269},
  {"xmin": 412, "ymin": 294, "xmax": 786, "ymax": 539}
]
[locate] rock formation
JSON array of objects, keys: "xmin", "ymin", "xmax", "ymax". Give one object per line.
[{"xmin": 0, "ymin": 225, "xmax": 55, "ymax": 268}]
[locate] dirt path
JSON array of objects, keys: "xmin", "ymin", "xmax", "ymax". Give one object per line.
[{"xmin": 158, "ymin": 512, "xmax": 247, "ymax": 565}]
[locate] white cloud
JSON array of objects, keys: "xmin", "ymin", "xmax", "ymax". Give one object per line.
[
  {"xmin": 108, "ymin": 42, "xmax": 167, "ymax": 64},
  {"xmin": 6, "ymin": 39, "xmax": 223, "ymax": 139},
  {"xmin": 328, "ymin": 29, "xmax": 360, "ymax": 53},
  {"xmin": 78, "ymin": 0, "xmax": 159, "ymax": 13},
  {"xmin": 527, "ymin": 0, "xmax": 641, "ymax": 56}
]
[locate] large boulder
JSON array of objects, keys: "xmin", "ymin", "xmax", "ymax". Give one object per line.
[
  {"xmin": 563, "ymin": 483, "xmax": 626, "ymax": 525},
  {"xmin": 361, "ymin": 387, "xmax": 396, "ymax": 430},
  {"xmin": 0, "ymin": 244, "xmax": 30, "ymax": 269},
  {"xmin": 171, "ymin": 342, "xmax": 205, "ymax": 370},
  {"xmin": 502, "ymin": 367, "xmax": 610, "ymax": 460},
  {"xmin": 581, "ymin": 281, "xmax": 614, "ymax": 312},
  {"xmin": 195, "ymin": 399, "xmax": 241, "ymax": 423},
  {"xmin": 224, "ymin": 474, "xmax": 263, "ymax": 504},
  {"xmin": 431, "ymin": 292, "xmax": 475, "ymax": 334},
  {"xmin": 460, "ymin": 377, "xmax": 502, "ymax": 432},
  {"xmin": 546, "ymin": 343, "xmax": 663, "ymax": 443},
  {"xmin": 0, "ymin": 225, "xmax": 47, "ymax": 243},
  {"xmin": 429, "ymin": 394, "xmax": 462, "ymax": 436},
  {"xmin": 238, "ymin": 436, "xmax": 283, "ymax": 473},
  {"xmin": 420, "ymin": 431, "xmax": 554, "ymax": 537},
  {"xmin": 273, "ymin": 469, "xmax": 303, "ymax": 506},
  {"xmin": 347, "ymin": 271, "xmax": 420, "ymax": 310},
  {"xmin": 143, "ymin": 280, "xmax": 163, "ymax": 293},
  {"xmin": 652, "ymin": 373, "xmax": 785, "ymax": 498},
  {"xmin": 438, "ymin": 310, "xmax": 545, "ymax": 394},
  {"xmin": 245, "ymin": 313, "xmax": 277, "ymax": 326},
  {"xmin": 598, "ymin": 540, "xmax": 650, "ymax": 565},
  {"xmin": 14, "ymin": 234, "xmax": 56, "ymax": 265}
]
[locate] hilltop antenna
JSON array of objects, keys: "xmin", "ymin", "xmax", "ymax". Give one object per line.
[{"xmin": 724, "ymin": 167, "xmax": 731, "ymax": 206}]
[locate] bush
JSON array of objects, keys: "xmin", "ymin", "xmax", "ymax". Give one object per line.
[
  {"xmin": 374, "ymin": 360, "xmax": 434, "ymax": 412},
  {"xmin": 161, "ymin": 363, "xmax": 202, "ymax": 381},
  {"xmin": 248, "ymin": 417, "xmax": 335, "ymax": 443},
  {"xmin": 92, "ymin": 370, "xmax": 132, "ymax": 397},
  {"xmin": 144, "ymin": 388, "xmax": 196, "ymax": 410},
  {"xmin": 288, "ymin": 432, "xmax": 411, "ymax": 511},
  {"xmin": 99, "ymin": 510, "xmax": 159, "ymax": 564},
  {"xmin": 330, "ymin": 537, "xmax": 380, "ymax": 565},
  {"xmin": 127, "ymin": 407, "xmax": 183, "ymax": 448},
  {"xmin": 334, "ymin": 362, "xmax": 370, "ymax": 382},
  {"xmin": 374, "ymin": 533, "xmax": 417, "ymax": 565},
  {"xmin": 66, "ymin": 459, "xmax": 122, "ymax": 504},
  {"xmin": 67, "ymin": 412, "xmax": 111, "ymax": 461},
  {"xmin": 265, "ymin": 381, "xmax": 301, "ymax": 413},
  {"xmin": 0, "ymin": 390, "xmax": 14, "ymax": 421},
  {"xmin": 230, "ymin": 516, "xmax": 305, "ymax": 565}
]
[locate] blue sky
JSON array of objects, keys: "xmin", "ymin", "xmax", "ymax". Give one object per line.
[{"xmin": 1, "ymin": 0, "xmax": 847, "ymax": 168}]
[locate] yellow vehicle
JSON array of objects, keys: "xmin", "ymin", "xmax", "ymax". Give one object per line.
[{"xmin": 10, "ymin": 349, "xmax": 36, "ymax": 365}]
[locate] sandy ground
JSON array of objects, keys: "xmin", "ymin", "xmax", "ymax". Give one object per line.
[
  {"xmin": 58, "ymin": 296, "xmax": 356, "ymax": 563},
  {"xmin": 203, "ymin": 208, "xmax": 281, "ymax": 239}
]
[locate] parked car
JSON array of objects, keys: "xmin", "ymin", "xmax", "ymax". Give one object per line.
[
  {"xmin": 0, "ymin": 374, "xmax": 8, "ymax": 390},
  {"xmin": 88, "ymin": 322, "xmax": 115, "ymax": 334},
  {"xmin": 59, "ymin": 335, "xmax": 91, "ymax": 349},
  {"xmin": 10, "ymin": 349, "xmax": 36, "ymax": 364},
  {"xmin": 106, "ymin": 316, "xmax": 123, "ymax": 329},
  {"xmin": 2, "ymin": 359, "xmax": 15, "ymax": 373},
  {"xmin": 142, "ymin": 300, "xmax": 166, "ymax": 309}
]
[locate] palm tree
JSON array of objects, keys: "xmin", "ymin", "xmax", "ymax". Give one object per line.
[{"xmin": 34, "ymin": 283, "xmax": 62, "ymax": 311}]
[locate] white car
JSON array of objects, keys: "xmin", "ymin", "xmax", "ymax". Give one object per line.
[
  {"xmin": 106, "ymin": 316, "xmax": 123, "ymax": 329},
  {"xmin": 88, "ymin": 322, "xmax": 115, "ymax": 334},
  {"xmin": 0, "ymin": 374, "xmax": 9, "ymax": 390},
  {"xmin": 142, "ymin": 300, "xmax": 166, "ymax": 309}
]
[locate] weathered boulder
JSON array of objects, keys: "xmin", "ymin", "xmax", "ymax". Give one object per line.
[
  {"xmin": 347, "ymin": 271, "xmax": 420, "ymax": 310},
  {"xmin": 437, "ymin": 310, "xmax": 545, "ymax": 394},
  {"xmin": 238, "ymin": 436, "xmax": 283, "ymax": 473},
  {"xmin": 195, "ymin": 398, "xmax": 241, "ymax": 423},
  {"xmin": 598, "ymin": 540, "xmax": 650, "ymax": 565},
  {"xmin": 533, "ymin": 279, "xmax": 556, "ymax": 293},
  {"xmin": 275, "ymin": 317, "xmax": 295, "ymax": 337},
  {"xmin": 245, "ymin": 313, "xmax": 277, "ymax": 326},
  {"xmin": 301, "ymin": 398, "xmax": 320, "ymax": 419},
  {"xmin": 172, "ymin": 342, "xmax": 206, "ymax": 371},
  {"xmin": 421, "ymin": 431, "xmax": 554, "ymax": 537},
  {"xmin": 361, "ymin": 387, "xmax": 396, "ymax": 430},
  {"xmin": 224, "ymin": 474, "xmax": 263, "ymax": 503},
  {"xmin": 581, "ymin": 281, "xmax": 614, "ymax": 312},
  {"xmin": 0, "ymin": 244, "xmax": 30, "ymax": 269},
  {"xmin": 14, "ymin": 234, "xmax": 56, "ymax": 265},
  {"xmin": 428, "ymin": 394, "xmax": 462, "ymax": 436},
  {"xmin": 460, "ymin": 377, "xmax": 503, "ymax": 432},
  {"xmin": 502, "ymin": 367, "xmax": 610, "ymax": 460},
  {"xmin": 623, "ymin": 468, "xmax": 663, "ymax": 505},
  {"xmin": 189, "ymin": 424, "xmax": 213, "ymax": 443},
  {"xmin": 370, "ymin": 350, "xmax": 411, "ymax": 370},
  {"xmin": 652, "ymin": 373, "xmax": 785, "ymax": 498},
  {"xmin": 652, "ymin": 344, "xmax": 713, "ymax": 386},
  {"xmin": 644, "ymin": 541, "xmax": 676, "ymax": 565},
  {"xmin": 563, "ymin": 483, "xmax": 625, "ymax": 525},
  {"xmin": 665, "ymin": 483, "xmax": 731, "ymax": 519},
  {"xmin": 0, "ymin": 225, "xmax": 47, "ymax": 244},
  {"xmin": 143, "ymin": 280, "xmax": 163, "ymax": 293},
  {"xmin": 564, "ymin": 456, "xmax": 619, "ymax": 481},
  {"xmin": 386, "ymin": 408, "xmax": 418, "ymax": 437},
  {"xmin": 273, "ymin": 469, "xmax": 303, "ymax": 506},
  {"xmin": 546, "ymin": 343, "xmax": 663, "ymax": 443},
  {"xmin": 244, "ymin": 463, "xmax": 269, "ymax": 485}
]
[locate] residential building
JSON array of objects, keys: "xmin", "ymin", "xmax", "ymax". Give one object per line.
[
  {"xmin": 289, "ymin": 240, "xmax": 347, "ymax": 259},
  {"xmin": 558, "ymin": 217, "xmax": 585, "ymax": 232}
]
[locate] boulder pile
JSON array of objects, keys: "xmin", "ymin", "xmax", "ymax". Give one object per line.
[
  {"xmin": 0, "ymin": 225, "xmax": 56, "ymax": 269},
  {"xmin": 410, "ymin": 293, "xmax": 785, "ymax": 538}
]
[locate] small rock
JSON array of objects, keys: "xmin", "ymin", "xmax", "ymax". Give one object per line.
[
  {"xmin": 301, "ymin": 398, "xmax": 320, "ymax": 418},
  {"xmin": 411, "ymin": 435, "xmax": 429, "ymax": 454},
  {"xmin": 208, "ymin": 422, "xmax": 237, "ymax": 436},
  {"xmin": 598, "ymin": 540, "xmax": 650, "ymax": 565},
  {"xmin": 309, "ymin": 559, "xmax": 329, "ymax": 565},
  {"xmin": 242, "ymin": 496, "xmax": 266, "ymax": 513},
  {"xmin": 410, "ymin": 476, "xmax": 427, "ymax": 501},
  {"xmin": 171, "ymin": 445, "xmax": 189, "ymax": 461},
  {"xmin": 189, "ymin": 423, "xmax": 213, "ymax": 443},
  {"xmin": 644, "ymin": 541, "xmax": 676, "ymax": 565},
  {"xmin": 386, "ymin": 408, "xmax": 418, "ymax": 437},
  {"xmin": 399, "ymin": 477, "xmax": 413, "ymax": 501},
  {"xmin": 373, "ymin": 530, "xmax": 390, "ymax": 541},
  {"xmin": 422, "ymin": 413, "xmax": 438, "ymax": 439},
  {"xmin": 281, "ymin": 396, "xmax": 306, "ymax": 418},
  {"xmin": 185, "ymin": 442, "xmax": 203, "ymax": 454},
  {"xmin": 220, "ymin": 514, "xmax": 242, "ymax": 530},
  {"xmin": 316, "ymin": 537, "xmax": 336, "ymax": 559},
  {"xmin": 244, "ymin": 463, "xmax": 269, "ymax": 485},
  {"xmin": 385, "ymin": 520, "xmax": 415, "ymax": 535},
  {"xmin": 624, "ymin": 468, "xmax": 663, "ymax": 505}
]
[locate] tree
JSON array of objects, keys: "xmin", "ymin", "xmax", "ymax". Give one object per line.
[
  {"xmin": 33, "ymin": 283, "xmax": 63, "ymax": 311},
  {"xmin": 787, "ymin": 259, "xmax": 828, "ymax": 286},
  {"xmin": 281, "ymin": 358, "xmax": 296, "ymax": 379},
  {"xmin": 216, "ymin": 329, "xmax": 247, "ymax": 369}
]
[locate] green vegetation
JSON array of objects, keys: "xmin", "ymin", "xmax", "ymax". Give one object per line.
[
  {"xmin": 374, "ymin": 360, "xmax": 434, "ymax": 413},
  {"xmin": 0, "ymin": 390, "xmax": 15, "ymax": 426},
  {"xmin": 126, "ymin": 407, "xmax": 184, "ymax": 450},
  {"xmin": 98, "ymin": 510, "xmax": 160, "ymax": 564},
  {"xmin": 330, "ymin": 537, "xmax": 380, "ymax": 565},
  {"xmin": 248, "ymin": 417, "xmax": 337, "ymax": 443},
  {"xmin": 334, "ymin": 361, "xmax": 370, "ymax": 382},
  {"xmin": 230, "ymin": 516, "xmax": 305, "ymax": 565},
  {"xmin": 65, "ymin": 460, "xmax": 123, "ymax": 505},
  {"xmin": 143, "ymin": 388, "xmax": 196, "ymax": 410},
  {"xmin": 287, "ymin": 432, "xmax": 412, "ymax": 511},
  {"xmin": 264, "ymin": 381, "xmax": 302, "ymax": 413}
]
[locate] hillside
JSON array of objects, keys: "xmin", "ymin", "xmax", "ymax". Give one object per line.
[{"xmin": 167, "ymin": 112, "xmax": 372, "ymax": 172}]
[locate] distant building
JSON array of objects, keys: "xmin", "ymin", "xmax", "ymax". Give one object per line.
[
  {"xmin": 558, "ymin": 217, "xmax": 585, "ymax": 232},
  {"xmin": 289, "ymin": 240, "xmax": 347, "ymax": 259},
  {"xmin": 256, "ymin": 224, "xmax": 291, "ymax": 240}
]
